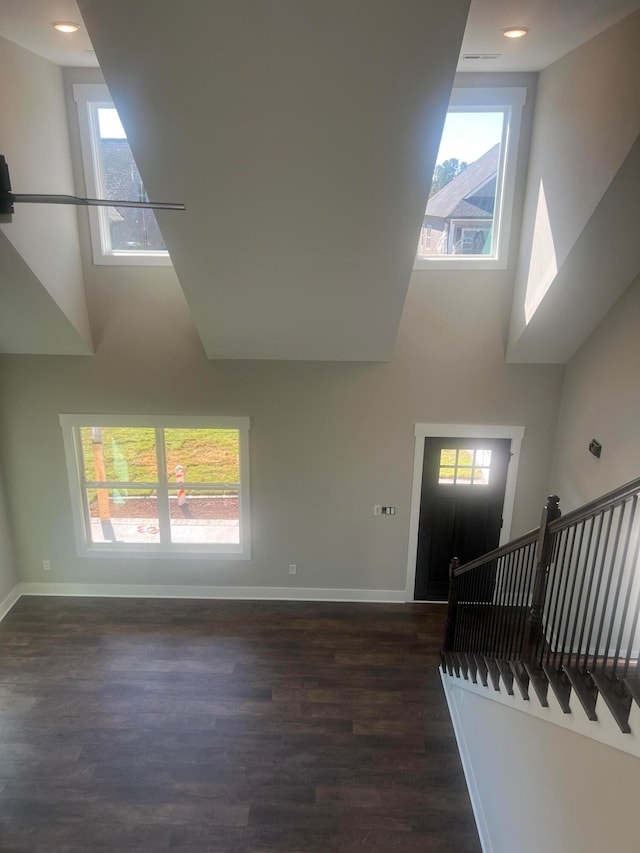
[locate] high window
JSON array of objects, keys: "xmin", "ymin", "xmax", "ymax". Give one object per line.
[
  {"xmin": 73, "ymin": 83, "xmax": 171, "ymax": 266},
  {"xmin": 60, "ymin": 415, "xmax": 251, "ymax": 558},
  {"xmin": 414, "ymin": 87, "xmax": 526, "ymax": 271}
]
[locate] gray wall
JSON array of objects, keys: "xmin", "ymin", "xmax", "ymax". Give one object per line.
[
  {"xmin": 508, "ymin": 11, "xmax": 640, "ymax": 363},
  {"xmin": 0, "ymin": 266, "xmax": 563, "ymax": 591},
  {"xmin": 0, "ymin": 36, "xmax": 92, "ymax": 353},
  {"xmin": 0, "ymin": 462, "xmax": 17, "ymax": 601},
  {"xmin": 0, "ymin": 62, "xmax": 566, "ymax": 594},
  {"xmin": 550, "ymin": 272, "xmax": 640, "ymax": 512},
  {"xmin": 448, "ymin": 684, "xmax": 640, "ymax": 853},
  {"xmin": 547, "ymin": 274, "xmax": 640, "ymax": 663}
]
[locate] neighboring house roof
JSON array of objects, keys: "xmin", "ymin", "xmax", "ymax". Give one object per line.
[
  {"xmin": 101, "ymin": 138, "xmax": 166, "ymax": 250},
  {"xmin": 426, "ymin": 144, "xmax": 499, "ymax": 220},
  {"xmin": 101, "ymin": 138, "xmax": 145, "ymax": 201}
]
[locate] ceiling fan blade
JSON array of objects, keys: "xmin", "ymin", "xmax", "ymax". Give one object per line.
[
  {"xmin": 0, "ymin": 155, "xmax": 13, "ymax": 214},
  {"xmin": 0, "ymin": 155, "xmax": 185, "ymax": 215},
  {"xmin": 11, "ymin": 193, "xmax": 185, "ymax": 211}
]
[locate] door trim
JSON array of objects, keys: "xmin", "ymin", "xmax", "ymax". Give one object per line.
[{"xmin": 405, "ymin": 423, "xmax": 525, "ymax": 602}]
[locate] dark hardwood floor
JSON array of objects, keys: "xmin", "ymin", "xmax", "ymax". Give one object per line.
[{"xmin": 0, "ymin": 596, "xmax": 480, "ymax": 852}]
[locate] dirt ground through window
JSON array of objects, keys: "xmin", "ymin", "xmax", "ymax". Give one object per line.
[{"xmin": 89, "ymin": 498, "xmax": 239, "ymax": 520}]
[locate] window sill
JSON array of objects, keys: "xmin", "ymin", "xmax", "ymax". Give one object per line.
[
  {"xmin": 413, "ymin": 255, "xmax": 508, "ymax": 272},
  {"xmin": 92, "ymin": 251, "xmax": 173, "ymax": 267},
  {"xmin": 78, "ymin": 544, "xmax": 250, "ymax": 560}
]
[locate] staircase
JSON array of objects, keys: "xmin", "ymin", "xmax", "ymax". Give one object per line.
[{"xmin": 441, "ymin": 477, "xmax": 640, "ymax": 746}]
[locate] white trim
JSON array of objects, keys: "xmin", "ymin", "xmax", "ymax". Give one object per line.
[
  {"xmin": 17, "ymin": 582, "xmax": 406, "ymax": 603},
  {"xmin": 440, "ymin": 669, "xmax": 493, "ymax": 853},
  {"xmin": 60, "ymin": 414, "xmax": 249, "ymax": 429},
  {"xmin": 448, "ymin": 87, "xmax": 527, "ymax": 109},
  {"xmin": 414, "ymin": 86, "xmax": 527, "ymax": 272},
  {"xmin": 58, "ymin": 414, "xmax": 251, "ymax": 560},
  {"xmin": 0, "ymin": 584, "xmax": 21, "ymax": 623},
  {"xmin": 441, "ymin": 666, "xmax": 640, "ymax": 760},
  {"xmin": 405, "ymin": 423, "xmax": 524, "ymax": 601}
]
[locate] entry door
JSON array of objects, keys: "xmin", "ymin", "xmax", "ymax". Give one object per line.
[{"xmin": 414, "ymin": 437, "xmax": 511, "ymax": 601}]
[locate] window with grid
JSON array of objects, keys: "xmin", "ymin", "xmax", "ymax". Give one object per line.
[
  {"xmin": 414, "ymin": 87, "xmax": 526, "ymax": 271},
  {"xmin": 73, "ymin": 83, "xmax": 171, "ymax": 266},
  {"xmin": 60, "ymin": 415, "xmax": 250, "ymax": 558},
  {"xmin": 438, "ymin": 448, "xmax": 492, "ymax": 485}
]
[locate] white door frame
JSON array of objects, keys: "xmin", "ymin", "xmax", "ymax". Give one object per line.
[{"xmin": 405, "ymin": 423, "xmax": 525, "ymax": 601}]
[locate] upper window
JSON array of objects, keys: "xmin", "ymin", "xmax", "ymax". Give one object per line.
[
  {"xmin": 414, "ymin": 87, "xmax": 526, "ymax": 271},
  {"xmin": 73, "ymin": 84, "xmax": 171, "ymax": 266},
  {"xmin": 59, "ymin": 415, "xmax": 250, "ymax": 558}
]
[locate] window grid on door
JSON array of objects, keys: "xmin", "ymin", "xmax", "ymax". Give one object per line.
[{"xmin": 438, "ymin": 448, "xmax": 492, "ymax": 486}]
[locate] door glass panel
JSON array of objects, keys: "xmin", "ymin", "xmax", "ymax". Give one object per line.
[
  {"xmin": 475, "ymin": 449, "xmax": 492, "ymax": 467},
  {"xmin": 455, "ymin": 467, "xmax": 473, "ymax": 484},
  {"xmin": 439, "ymin": 466, "xmax": 456, "ymax": 485},
  {"xmin": 438, "ymin": 448, "xmax": 493, "ymax": 486},
  {"xmin": 457, "ymin": 449, "xmax": 474, "ymax": 466},
  {"xmin": 473, "ymin": 467, "xmax": 490, "ymax": 485},
  {"xmin": 439, "ymin": 449, "xmax": 457, "ymax": 466}
]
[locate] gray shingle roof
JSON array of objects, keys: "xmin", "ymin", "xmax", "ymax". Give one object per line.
[
  {"xmin": 426, "ymin": 144, "xmax": 499, "ymax": 219},
  {"xmin": 101, "ymin": 139, "xmax": 166, "ymax": 251}
]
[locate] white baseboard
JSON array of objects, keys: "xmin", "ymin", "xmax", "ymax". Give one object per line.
[
  {"xmin": 16, "ymin": 581, "xmax": 407, "ymax": 603},
  {"xmin": 0, "ymin": 584, "xmax": 21, "ymax": 622},
  {"xmin": 440, "ymin": 669, "xmax": 493, "ymax": 853}
]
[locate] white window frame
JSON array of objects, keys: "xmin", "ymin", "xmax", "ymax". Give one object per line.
[
  {"xmin": 73, "ymin": 83, "xmax": 172, "ymax": 267},
  {"xmin": 414, "ymin": 87, "xmax": 527, "ymax": 272},
  {"xmin": 59, "ymin": 414, "xmax": 251, "ymax": 559}
]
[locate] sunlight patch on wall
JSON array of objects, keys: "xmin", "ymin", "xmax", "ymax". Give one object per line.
[{"xmin": 524, "ymin": 180, "xmax": 558, "ymax": 324}]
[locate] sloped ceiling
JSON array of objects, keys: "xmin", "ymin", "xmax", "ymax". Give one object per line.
[
  {"xmin": 508, "ymin": 139, "xmax": 640, "ymax": 363},
  {"xmin": 0, "ymin": 32, "xmax": 93, "ymax": 356},
  {"xmin": 507, "ymin": 10, "xmax": 640, "ymax": 364},
  {"xmin": 459, "ymin": 0, "xmax": 640, "ymax": 72},
  {"xmin": 3, "ymin": 1, "xmax": 636, "ymax": 361},
  {"xmin": 0, "ymin": 230, "xmax": 92, "ymax": 355},
  {"xmin": 77, "ymin": 0, "xmax": 470, "ymax": 360}
]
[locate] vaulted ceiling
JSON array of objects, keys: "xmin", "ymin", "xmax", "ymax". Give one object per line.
[
  {"xmin": 76, "ymin": 0, "xmax": 469, "ymax": 360},
  {"xmin": 0, "ymin": 0, "xmax": 639, "ymax": 361}
]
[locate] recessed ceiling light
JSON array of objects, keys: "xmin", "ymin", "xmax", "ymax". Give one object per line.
[
  {"xmin": 52, "ymin": 22, "xmax": 80, "ymax": 34},
  {"xmin": 502, "ymin": 27, "xmax": 528, "ymax": 39}
]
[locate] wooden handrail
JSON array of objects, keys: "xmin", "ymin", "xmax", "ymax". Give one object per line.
[
  {"xmin": 525, "ymin": 495, "xmax": 561, "ymax": 661},
  {"xmin": 452, "ymin": 527, "xmax": 539, "ymax": 577},
  {"xmin": 442, "ymin": 475, "xmax": 640, "ymax": 686},
  {"xmin": 452, "ymin": 475, "xmax": 640, "ymax": 580},
  {"xmin": 549, "ymin": 474, "xmax": 640, "ymax": 533}
]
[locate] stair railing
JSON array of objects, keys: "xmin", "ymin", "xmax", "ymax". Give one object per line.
[{"xmin": 442, "ymin": 475, "xmax": 640, "ymax": 732}]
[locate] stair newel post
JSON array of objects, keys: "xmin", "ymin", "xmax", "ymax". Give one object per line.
[
  {"xmin": 444, "ymin": 557, "xmax": 460, "ymax": 652},
  {"xmin": 525, "ymin": 495, "xmax": 561, "ymax": 662}
]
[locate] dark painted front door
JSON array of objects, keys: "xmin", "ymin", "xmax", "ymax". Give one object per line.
[{"xmin": 414, "ymin": 437, "xmax": 511, "ymax": 601}]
